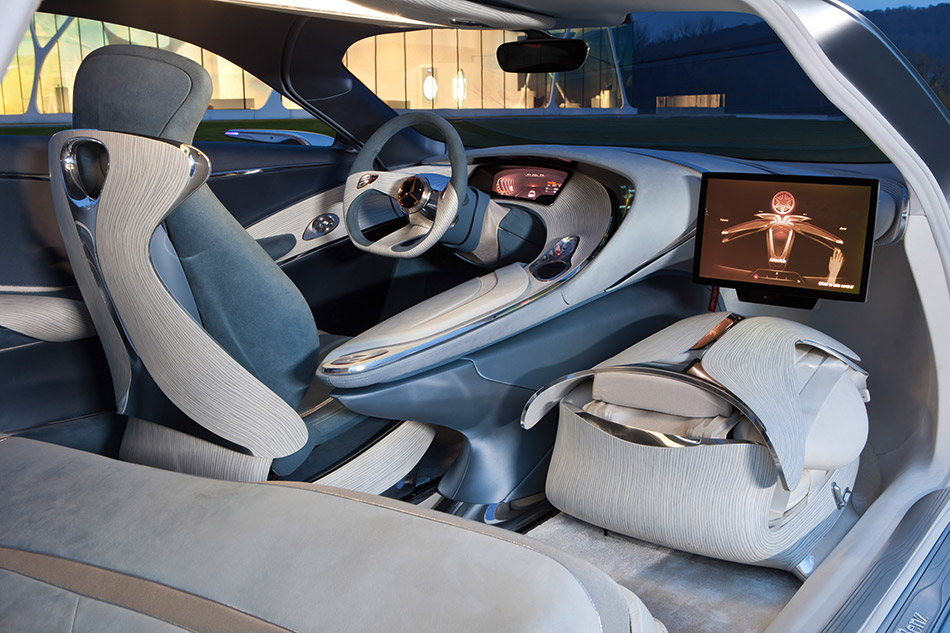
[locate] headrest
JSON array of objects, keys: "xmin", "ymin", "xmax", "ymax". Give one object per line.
[{"xmin": 73, "ymin": 45, "xmax": 212, "ymax": 145}]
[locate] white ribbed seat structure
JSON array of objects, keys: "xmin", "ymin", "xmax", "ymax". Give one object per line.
[{"xmin": 525, "ymin": 313, "xmax": 870, "ymax": 572}]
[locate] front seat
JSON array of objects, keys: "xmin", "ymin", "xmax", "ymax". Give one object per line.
[{"xmin": 48, "ymin": 45, "xmax": 370, "ymax": 481}]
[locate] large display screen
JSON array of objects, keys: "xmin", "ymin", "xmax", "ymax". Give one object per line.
[
  {"xmin": 694, "ymin": 173, "xmax": 878, "ymax": 302},
  {"xmin": 491, "ymin": 167, "xmax": 567, "ymax": 203}
]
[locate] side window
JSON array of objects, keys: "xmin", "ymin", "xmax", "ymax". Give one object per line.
[
  {"xmin": 0, "ymin": 12, "xmax": 331, "ymax": 142},
  {"xmin": 342, "ymin": 28, "xmax": 623, "ymax": 111}
]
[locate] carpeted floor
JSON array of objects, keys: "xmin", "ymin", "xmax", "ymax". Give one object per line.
[{"xmin": 527, "ymin": 513, "xmax": 801, "ymax": 633}]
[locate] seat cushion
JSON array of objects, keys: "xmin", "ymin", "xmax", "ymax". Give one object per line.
[
  {"xmin": 0, "ymin": 438, "xmax": 659, "ymax": 633},
  {"xmin": 271, "ymin": 332, "xmax": 362, "ymax": 476}
]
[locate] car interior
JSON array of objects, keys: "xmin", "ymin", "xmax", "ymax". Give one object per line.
[{"xmin": 0, "ymin": 0, "xmax": 947, "ymax": 632}]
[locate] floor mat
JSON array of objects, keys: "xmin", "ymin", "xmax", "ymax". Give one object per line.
[{"xmin": 528, "ymin": 513, "xmax": 800, "ymax": 633}]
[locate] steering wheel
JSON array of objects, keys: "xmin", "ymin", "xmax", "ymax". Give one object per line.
[{"xmin": 342, "ymin": 112, "xmax": 468, "ymax": 259}]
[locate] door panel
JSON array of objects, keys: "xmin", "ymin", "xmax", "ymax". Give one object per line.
[
  {"xmin": 0, "ymin": 334, "xmax": 114, "ymax": 433},
  {"xmin": 0, "ymin": 136, "xmax": 73, "ymax": 290},
  {"xmin": 198, "ymin": 141, "xmax": 355, "ymax": 227},
  {"xmin": 0, "ymin": 136, "xmax": 114, "ymax": 432}
]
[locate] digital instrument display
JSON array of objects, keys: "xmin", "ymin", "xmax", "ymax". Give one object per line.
[
  {"xmin": 694, "ymin": 173, "xmax": 878, "ymax": 302},
  {"xmin": 492, "ymin": 167, "xmax": 567, "ymax": 203}
]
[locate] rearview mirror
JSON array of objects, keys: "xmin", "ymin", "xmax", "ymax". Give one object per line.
[{"xmin": 496, "ymin": 37, "xmax": 589, "ymax": 73}]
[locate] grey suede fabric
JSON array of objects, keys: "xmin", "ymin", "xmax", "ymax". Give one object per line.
[
  {"xmin": 164, "ymin": 186, "xmax": 321, "ymax": 408},
  {"xmin": 73, "ymin": 45, "xmax": 211, "ymax": 145},
  {"xmin": 0, "ymin": 568, "xmax": 189, "ymax": 633},
  {"xmin": 0, "ymin": 438, "xmax": 633, "ymax": 633}
]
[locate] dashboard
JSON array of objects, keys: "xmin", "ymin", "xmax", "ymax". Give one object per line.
[{"xmin": 319, "ymin": 145, "xmax": 907, "ymax": 387}]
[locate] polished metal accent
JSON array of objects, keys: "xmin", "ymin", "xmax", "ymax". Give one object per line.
[
  {"xmin": 690, "ymin": 313, "xmax": 742, "ymax": 351},
  {"xmin": 61, "ymin": 137, "xmax": 109, "ymax": 207},
  {"xmin": 302, "ymin": 213, "xmax": 340, "ymax": 240},
  {"xmin": 0, "ymin": 172, "xmax": 50, "ymax": 181},
  {"xmin": 356, "ymin": 173, "xmax": 378, "ymax": 189},
  {"xmin": 793, "ymin": 555, "xmax": 816, "ymax": 581},
  {"xmin": 210, "ymin": 167, "xmax": 264, "ymax": 179},
  {"xmin": 322, "ymin": 348, "xmax": 392, "ymax": 373},
  {"xmin": 432, "ymin": 492, "xmax": 551, "ymax": 529},
  {"xmin": 396, "ymin": 175, "xmax": 432, "ymax": 213},
  {"xmin": 298, "ymin": 396, "xmax": 335, "ymax": 419},
  {"xmin": 529, "ymin": 236, "xmax": 579, "ymax": 281},
  {"xmin": 0, "ymin": 284, "xmax": 75, "ymax": 294},
  {"xmin": 832, "ymin": 481, "xmax": 852, "ymax": 510},
  {"xmin": 564, "ymin": 402, "xmax": 751, "ymax": 449},
  {"xmin": 224, "ymin": 129, "xmax": 334, "ymax": 147},
  {"xmin": 331, "ymin": 349, "xmax": 388, "ymax": 366}
]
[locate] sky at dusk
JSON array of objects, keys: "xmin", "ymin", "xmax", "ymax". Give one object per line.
[{"xmin": 846, "ymin": 0, "xmax": 943, "ymax": 9}]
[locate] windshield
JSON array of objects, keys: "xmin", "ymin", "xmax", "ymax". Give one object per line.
[{"xmin": 342, "ymin": 5, "xmax": 949, "ymax": 162}]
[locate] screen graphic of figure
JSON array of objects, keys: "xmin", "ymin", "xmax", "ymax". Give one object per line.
[
  {"xmin": 695, "ymin": 176, "xmax": 875, "ymax": 300},
  {"xmin": 720, "ymin": 191, "xmax": 844, "ymax": 285}
]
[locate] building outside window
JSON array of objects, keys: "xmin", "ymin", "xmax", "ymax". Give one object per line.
[
  {"xmin": 2, "ymin": 10, "xmax": 942, "ymax": 126},
  {"xmin": 0, "ymin": 13, "xmax": 297, "ymax": 120}
]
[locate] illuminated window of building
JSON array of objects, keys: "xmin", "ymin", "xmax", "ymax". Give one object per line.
[
  {"xmin": 0, "ymin": 12, "xmax": 283, "ymax": 116},
  {"xmin": 1, "ymin": 22, "xmax": 33, "ymax": 116},
  {"xmin": 553, "ymin": 28, "xmax": 621, "ymax": 109},
  {"xmin": 344, "ymin": 27, "xmax": 625, "ymax": 110},
  {"xmin": 655, "ymin": 93, "xmax": 726, "ymax": 110}
]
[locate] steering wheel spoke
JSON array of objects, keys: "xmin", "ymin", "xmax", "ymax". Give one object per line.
[
  {"xmin": 374, "ymin": 223, "xmax": 431, "ymax": 253},
  {"xmin": 341, "ymin": 112, "xmax": 468, "ymax": 259},
  {"xmin": 345, "ymin": 170, "xmax": 411, "ymax": 200}
]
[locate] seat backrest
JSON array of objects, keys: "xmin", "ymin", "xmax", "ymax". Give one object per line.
[{"xmin": 49, "ymin": 45, "xmax": 319, "ymax": 475}]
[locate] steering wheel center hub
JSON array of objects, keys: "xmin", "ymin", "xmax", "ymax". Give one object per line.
[{"xmin": 397, "ymin": 175, "xmax": 432, "ymax": 213}]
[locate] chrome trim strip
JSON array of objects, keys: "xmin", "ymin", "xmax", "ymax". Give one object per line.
[
  {"xmin": 224, "ymin": 129, "xmax": 334, "ymax": 147},
  {"xmin": 298, "ymin": 396, "xmax": 335, "ymax": 419},
  {"xmin": 0, "ymin": 163, "xmax": 334, "ymax": 182},
  {"xmin": 208, "ymin": 163, "xmax": 334, "ymax": 179},
  {"xmin": 0, "ymin": 172, "xmax": 49, "ymax": 181},
  {"xmin": 0, "ymin": 285, "xmax": 76, "ymax": 294},
  {"xmin": 563, "ymin": 401, "xmax": 751, "ymax": 449},
  {"xmin": 210, "ymin": 167, "xmax": 263, "ymax": 179},
  {"xmin": 881, "ymin": 178, "xmax": 911, "ymax": 245}
]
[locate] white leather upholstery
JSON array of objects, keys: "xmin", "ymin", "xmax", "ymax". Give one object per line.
[
  {"xmin": 537, "ymin": 314, "xmax": 870, "ymax": 572},
  {"xmin": 590, "ymin": 371, "xmax": 732, "ymax": 419}
]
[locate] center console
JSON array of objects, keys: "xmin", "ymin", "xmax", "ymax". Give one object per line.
[{"xmin": 320, "ymin": 169, "xmax": 614, "ymax": 387}]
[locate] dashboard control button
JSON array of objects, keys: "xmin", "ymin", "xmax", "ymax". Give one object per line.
[
  {"xmin": 529, "ymin": 236, "xmax": 579, "ymax": 281},
  {"xmin": 303, "ymin": 213, "xmax": 340, "ymax": 240}
]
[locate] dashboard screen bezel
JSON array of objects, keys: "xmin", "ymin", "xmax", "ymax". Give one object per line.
[
  {"xmin": 693, "ymin": 172, "xmax": 878, "ymax": 303},
  {"xmin": 469, "ymin": 161, "xmax": 573, "ymax": 205}
]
